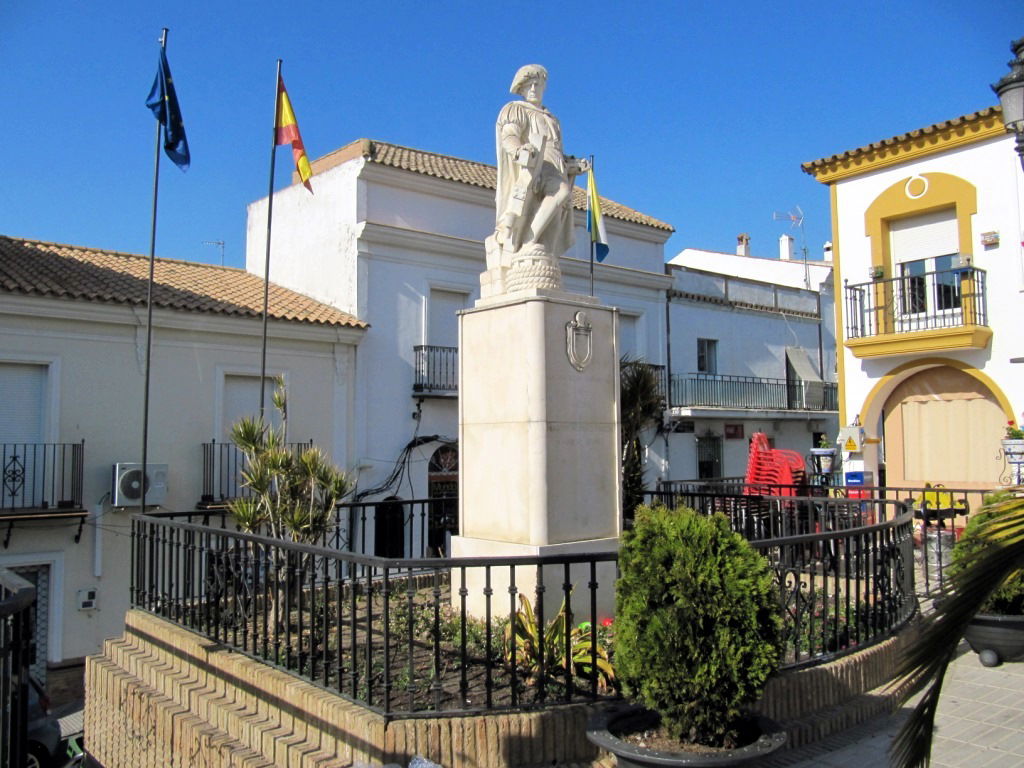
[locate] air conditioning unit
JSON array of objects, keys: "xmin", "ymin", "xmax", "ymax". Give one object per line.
[{"xmin": 112, "ymin": 463, "xmax": 168, "ymax": 507}]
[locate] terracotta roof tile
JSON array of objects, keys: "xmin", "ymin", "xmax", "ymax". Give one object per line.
[
  {"xmin": 308, "ymin": 138, "xmax": 674, "ymax": 232},
  {"xmin": 0, "ymin": 235, "xmax": 365, "ymax": 329},
  {"xmin": 802, "ymin": 106, "xmax": 1003, "ymax": 174}
]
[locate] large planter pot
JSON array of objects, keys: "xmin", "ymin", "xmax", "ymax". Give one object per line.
[
  {"xmin": 1002, "ymin": 438, "xmax": 1024, "ymax": 464},
  {"xmin": 587, "ymin": 706, "xmax": 786, "ymax": 768},
  {"xmin": 964, "ymin": 613, "xmax": 1024, "ymax": 667}
]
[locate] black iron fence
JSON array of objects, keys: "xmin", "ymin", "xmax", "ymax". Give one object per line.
[
  {"xmin": 134, "ymin": 486, "xmax": 916, "ymax": 715},
  {"xmin": 131, "ymin": 513, "xmax": 618, "ymax": 718},
  {"xmin": 669, "ymin": 373, "xmax": 838, "ymax": 411},
  {"xmin": 643, "ymin": 489, "xmax": 916, "ymax": 666},
  {"xmin": 0, "ymin": 441, "xmax": 84, "ymax": 513},
  {"xmin": 844, "ymin": 266, "xmax": 987, "ymax": 339},
  {"xmin": 413, "ymin": 345, "xmax": 458, "ymax": 394},
  {"xmin": 1, "ymin": 568, "xmax": 36, "ymax": 768},
  {"xmin": 200, "ymin": 439, "xmax": 313, "ymax": 504},
  {"xmin": 655, "ymin": 480, "xmax": 989, "ymax": 597},
  {"xmin": 160, "ymin": 498, "xmax": 460, "ymax": 561}
]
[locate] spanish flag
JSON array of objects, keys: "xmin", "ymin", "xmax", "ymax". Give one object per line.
[
  {"xmin": 276, "ymin": 75, "xmax": 312, "ymax": 190},
  {"xmin": 587, "ymin": 168, "xmax": 609, "ymax": 262}
]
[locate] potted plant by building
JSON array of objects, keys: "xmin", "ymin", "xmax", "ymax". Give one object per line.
[
  {"xmin": 809, "ymin": 434, "xmax": 836, "ymax": 474},
  {"xmin": 891, "ymin": 488, "xmax": 1024, "ymax": 768},
  {"xmin": 1002, "ymin": 418, "xmax": 1024, "ymax": 464},
  {"xmin": 949, "ymin": 491, "xmax": 1024, "ymax": 667},
  {"xmin": 587, "ymin": 503, "xmax": 786, "ymax": 767}
]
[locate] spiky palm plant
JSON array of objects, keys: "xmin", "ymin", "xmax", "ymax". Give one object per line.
[
  {"xmin": 619, "ymin": 357, "xmax": 664, "ymax": 517},
  {"xmin": 891, "ymin": 488, "xmax": 1024, "ymax": 767}
]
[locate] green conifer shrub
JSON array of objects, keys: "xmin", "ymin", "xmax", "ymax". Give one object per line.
[{"xmin": 614, "ymin": 503, "xmax": 782, "ymax": 747}]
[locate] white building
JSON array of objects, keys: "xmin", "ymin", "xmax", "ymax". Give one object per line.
[
  {"xmin": 659, "ymin": 239, "xmax": 837, "ymax": 481},
  {"xmin": 246, "ymin": 139, "xmax": 675, "ymax": 506},
  {"xmin": 0, "ymin": 236, "xmax": 364, "ymax": 699},
  {"xmin": 803, "ymin": 106, "xmax": 1022, "ymax": 488}
]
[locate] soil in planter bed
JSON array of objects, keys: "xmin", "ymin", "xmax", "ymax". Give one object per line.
[{"xmin": 611, "ymin": 709, "xmax": 763, "ymax": 754}]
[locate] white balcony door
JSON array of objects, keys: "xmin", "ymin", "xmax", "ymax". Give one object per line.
[
  {"xmin": 890, "ymin": 210, "xmax": 961, "ymax": 331},
  {"xmin": 0, "ymin": 363, "xmax": 47, "ymax": 506}
]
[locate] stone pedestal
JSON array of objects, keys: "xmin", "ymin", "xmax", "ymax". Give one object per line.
[{"xmin": 451, "ymin": 291, "xmax": 621, "ymax": 619}]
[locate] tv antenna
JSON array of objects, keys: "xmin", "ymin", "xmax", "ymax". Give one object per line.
[
  {"xmin": 202, "ymin": 239, "xmax": 225, "ymax": 266},
  {"xmin": 772, "ymin": 205, "xmax": 810, "ymax": 287}
]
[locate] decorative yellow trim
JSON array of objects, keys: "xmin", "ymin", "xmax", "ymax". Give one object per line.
[
  {"xmin": 845, "ymin": 326, "xmax": 993, "ymax": 358},
  {"xmin": 864, "ymin": 172, "xmax": 977, "ymax": 279},
  {"xmin": 829, "ymin": 183, "xmax": 847, "ymax": 426},
  {"xmin": 805, "ymin": 112, "xmax": 1004, "ymax": 183},
  {"xmin": 859, "ymin": 358, "xmax": 1016, "ymax": 440}
]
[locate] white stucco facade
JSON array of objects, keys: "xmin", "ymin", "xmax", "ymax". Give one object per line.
[{"xmin": 806, "ymin": 108, "xmax": 1023, "ymax": 488}]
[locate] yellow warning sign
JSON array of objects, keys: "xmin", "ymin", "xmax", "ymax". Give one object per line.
[{"xmin": 844, "ymin": 437, "xmax": 859, "ymax": 452}]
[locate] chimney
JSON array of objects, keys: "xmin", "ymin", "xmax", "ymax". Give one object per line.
[
  {"xmin": 736, "ymin": 233, "xmax": 751, "ymax": 257},
  {"xmin": 779, "ymin": 233, "xmax": 795, "ymax": 261},
  {"xmin": 823, "ymin": 241, "xmax": 833, "ymax": 263}
]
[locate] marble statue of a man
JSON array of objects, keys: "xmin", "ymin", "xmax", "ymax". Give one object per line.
[{"xmin": 482, "ymin": 64, "xmax": 589, "ymax": 297}]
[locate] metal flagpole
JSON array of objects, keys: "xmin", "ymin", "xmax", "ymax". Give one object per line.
[
  {"xmin": 589, "ymin": 154, "xmax": 596, "ymax": 297},
  {"xmin": 141, "ymin": 27, "xmax": 168, "ymax": 511},
  {"xmin": 259, "ymin": 59, "xmax": 282, "ymax": 418}
]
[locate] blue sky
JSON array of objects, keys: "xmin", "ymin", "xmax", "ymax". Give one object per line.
[{"xmin": 1, "ymin": 1, "xmax": 1019, "ymax": 269}]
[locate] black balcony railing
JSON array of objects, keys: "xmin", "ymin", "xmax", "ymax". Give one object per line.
[
  {"xmin": 669, "ymin": 373, "xmax": 838, "ymax": 411},
  {"xmin": 1, "ymin": 568, "xmax": 36, "ymax": 768},
  {"xmin": 200, "ymin": 439, "xmax": 313, "ymax": 504},
  {"xmin": 1, "ymin": 441, "xmax": 84, "ymax": 513},
  {"xmin": 413, "ymin": 345, "xmax": 458, "ymax": 394},
  {"xmin": 844, "ymin": 266, "xmax": 987, "ymax": 339}
]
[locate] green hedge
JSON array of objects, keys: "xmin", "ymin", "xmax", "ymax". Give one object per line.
[{"xmin": 615, "ymin": 504, "xmax": 782, "ymax": 747}]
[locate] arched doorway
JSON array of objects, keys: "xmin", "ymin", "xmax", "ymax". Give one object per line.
[
  {"xmin": 881, "ymin": 367, "xmax": 1004, "ymax": 488},
  {"xmin": 427, "ymin": 444, "xmax": 458, "ymax": 557}
]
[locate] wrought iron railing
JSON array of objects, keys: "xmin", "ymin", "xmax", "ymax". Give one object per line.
[
  {"xmin": 669, "ymin": 373, "xmax": 838, "ymax": 411},
  {"xmin": 133, "ymin": 488, "xmax": 915, "ymax": 715},
  {"xmin": 131, "ymin": 512, "xmax": 618, "ymax": 717},
  {"xmin": 641, "ymin": 490, "xmax": 915, "ymax": 665},
  {"xmin": 844, "ymin": 266, "xmax": 987, "ymax": 339},
  {"xmin": 160, "ymin": 498, "xmax": 460, "ymax": 561},
  {"xmin": 0, "ymin": 441, "xmax": 84, "ymax": 512},
  {"xmin": 1, "ymin": 568, "xmax": 36, "ymax": 768},
  {"xmin": 413, "ymin": 345, "xmax": 458, "ymax": 394},
  {"xmin": 654, "ymin": 481, "xmax": 989, "ymax": 597},
  {"xmin": 200, "ymin": 439, "xmax": 313, "ymax": 504}
]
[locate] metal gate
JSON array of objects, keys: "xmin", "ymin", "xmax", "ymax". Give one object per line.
[
  {"xmin": 696, "ymin": 435, "xmax": 723, "ymax": 480},
  {"xmin": 9, "ymin": 565, "xmax": 47, "ymax": 683}
]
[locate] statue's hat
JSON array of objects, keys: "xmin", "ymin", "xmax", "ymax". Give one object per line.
[{"xmin": 510, "ymin": 64, "xmax": 548, "ymax": 96}]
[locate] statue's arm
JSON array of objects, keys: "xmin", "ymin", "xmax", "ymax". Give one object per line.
[{"xmin": 500, "ymin": 121, "xmax": 535, "ymax": 165}]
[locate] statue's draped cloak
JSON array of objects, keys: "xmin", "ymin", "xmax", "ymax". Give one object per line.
[{"xmin": 494, "ymin": 100, "xmax": 575, "ymax": 257}]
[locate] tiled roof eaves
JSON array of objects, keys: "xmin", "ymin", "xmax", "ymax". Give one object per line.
[
  {"xmin": 802, "ymin": 107, "xmax": 1004, "ymax": 178},
  {"xmin": 309, "ymin": 138, "xmax": 674, "ymax": 232},
  {"xmin": 0, "ymin": 236, "xmax": 366, "ymax": 329}
]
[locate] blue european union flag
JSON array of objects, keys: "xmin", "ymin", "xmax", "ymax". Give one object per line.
[{"xmin": 146, "ymin": 48, "xmax": 190, "ymax": 171}]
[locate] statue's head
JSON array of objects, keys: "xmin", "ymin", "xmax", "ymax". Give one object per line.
[{"xmin": 510, "ymin": 64, "xmax": 548, "ymax": 98}]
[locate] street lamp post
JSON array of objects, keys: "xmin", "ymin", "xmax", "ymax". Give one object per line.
[{"xmin": 992, "ymin": 37, "xmax": 1024, "ymax": 171}]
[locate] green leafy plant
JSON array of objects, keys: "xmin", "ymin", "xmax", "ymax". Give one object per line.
[
  {"xmin": 503, "ymin": 593, "xmax": 615, "ymax": 692},
  {"xmin": 817, "ymin": 433, "xmax": 833, "ymax": 449},
  {"xmin": 228, "ymin": 378, "xmax": 354, "ymax": 544},
  {"xmin": 615, "ymin": 503, "xmax": 781, "ymax": 748},
  {"xmin": 948, "ymin": 491, "xmax": 1024, "ymax": 615},
  {"xmin": 620, "ymin": 357, "xmax": 664, "ymax": 517},
  {"xmin": 1005, "ymin": 419, "xmax": 1024, "ymax": 440}
]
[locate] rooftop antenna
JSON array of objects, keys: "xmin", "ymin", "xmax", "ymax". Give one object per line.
[
  {"xmin": 772, "ymin": 205, "xmax": 810, "ymax": 288},
  {"xmin": 202, "ymin": 239, "xmax": 225, "ymax": 266}
]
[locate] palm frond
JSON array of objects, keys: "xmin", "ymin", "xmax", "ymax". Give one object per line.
[{"xmin": 890, "ymin": 488, "xmax": 1024, "ymax": 768}]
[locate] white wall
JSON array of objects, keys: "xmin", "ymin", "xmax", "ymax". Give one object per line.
[{"xmin": 0, "ymin": 296, "xmax": 359, "ymax": 662}]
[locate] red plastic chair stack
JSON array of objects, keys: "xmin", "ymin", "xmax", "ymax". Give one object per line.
[{"xmin": 744, "ymin": 432, "xmax": 806, "ymax": 496}]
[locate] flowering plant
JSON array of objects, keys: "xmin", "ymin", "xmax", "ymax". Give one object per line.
[{"xmin": 1005, "ymin": 419, "xmax": 1024, "ymax": 440}]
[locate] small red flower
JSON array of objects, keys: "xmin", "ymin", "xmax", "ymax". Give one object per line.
[{"xmin": 600, "ymin": 617, "xmax": 614, "ymax": 628}]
